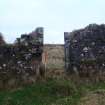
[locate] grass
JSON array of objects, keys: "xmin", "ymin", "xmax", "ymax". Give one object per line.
[{"xmin": 0, "ymin": 78, "xmax": 105, "ymax": 105}]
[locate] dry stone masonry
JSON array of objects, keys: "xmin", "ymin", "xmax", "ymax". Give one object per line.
[
  {"xmin": 64, "ymin": 24, "xmax": 105, "ymax": 77},
  {"xmin": 0, "ymin": 27, "xmax": 44, "ymax": 88}
]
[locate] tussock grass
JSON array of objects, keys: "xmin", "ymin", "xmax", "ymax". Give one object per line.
[{"xmin": 0, "ymin": 78, "xmax": 105, "ymax": 105}]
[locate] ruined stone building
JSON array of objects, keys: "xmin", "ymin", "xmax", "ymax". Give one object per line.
[
  {"xmin": 0, "ymin": 27, "xmax": 44, "ymax": 87},
  {"xmin": 64, "ymin": 24, "xmax": 105, "ymax": 76}
]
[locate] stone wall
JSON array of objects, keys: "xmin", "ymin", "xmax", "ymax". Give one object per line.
[
  {"xmin": 0, "ymin": 27, "xmax": 44, "ymax": 88},
  {"xmin": 64, "ymin": 24, "xmax": 105, "ymax": 77}
]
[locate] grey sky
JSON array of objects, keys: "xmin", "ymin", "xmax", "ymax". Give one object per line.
[{"xmin": 0, "ymin": 0, "xmax": 105, "ymax": 43}]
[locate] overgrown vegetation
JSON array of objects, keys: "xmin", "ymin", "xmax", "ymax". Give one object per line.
[{"xmin": 0, "ymin": 78, "xmax": 105, "ymax": 105}]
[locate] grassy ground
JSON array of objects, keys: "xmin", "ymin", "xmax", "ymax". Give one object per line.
[{"xmin": 0, "ymin": 78, "xmax": 105, "ymax": 105}]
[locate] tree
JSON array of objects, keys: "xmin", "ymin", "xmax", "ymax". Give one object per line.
[{"xmin": 0, "ymin": 33, "xmax": 6, "ymax": 45}]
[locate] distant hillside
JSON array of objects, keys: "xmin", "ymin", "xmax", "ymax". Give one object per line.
[{"xmin": 44, "ymin": 44, "xmax": 64, "ymax": 70}]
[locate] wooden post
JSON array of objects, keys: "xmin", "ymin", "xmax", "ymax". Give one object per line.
[{"xmin": 42, "ymin": 51, "xmax": 48, "ymax": 77}]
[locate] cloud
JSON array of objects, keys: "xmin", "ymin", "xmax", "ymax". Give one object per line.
[
  {"xmin": 44, "ymin": 29, "xmax": 64, "ymax": 44},
  {"xmin": 0, "ymin": 0, "xmax": 105, "ymax": 43}
]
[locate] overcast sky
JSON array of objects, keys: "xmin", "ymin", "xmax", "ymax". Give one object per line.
[{"xmin": 0, "ymin": 0, "xmax": 105, "ymax": 44}]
